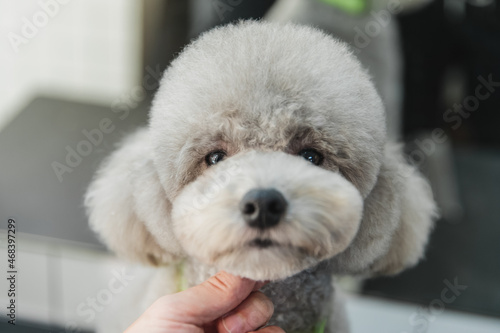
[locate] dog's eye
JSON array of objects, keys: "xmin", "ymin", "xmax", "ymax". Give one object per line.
[
  {"xmin": 206, "ymin": 151, "xmax": 226, "ymax": 166},
  {"xmin": 299, "ymin": 149, "xmax": 323, "ymax": 165}
]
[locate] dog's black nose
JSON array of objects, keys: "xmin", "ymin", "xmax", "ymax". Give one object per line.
[{"xmin": 240, "ymin": 188, "xmax": 287, "ymax": 229}]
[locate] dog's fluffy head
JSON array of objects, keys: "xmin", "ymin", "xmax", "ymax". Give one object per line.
[{"xmin": 86, "ymin": 21, "xmax": 436, "ymax": 280}]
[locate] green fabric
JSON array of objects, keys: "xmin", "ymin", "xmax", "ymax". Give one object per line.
[
  {"xmin": 318, "ymin": 0, "xmax": 368, "ymax": 15},
  {"xmin": 175, "ymin": 261, "xmax": 189, "ymax": 292},
  {"xmin": 313, "ymin": 318, "xmax": 327, "ymax": 333}
]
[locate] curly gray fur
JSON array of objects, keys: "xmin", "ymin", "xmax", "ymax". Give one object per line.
[{"xmin": 262, "ymin": 264, "xmax": 334, "ymax": 332}]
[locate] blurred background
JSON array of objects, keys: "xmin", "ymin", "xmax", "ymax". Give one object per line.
[{"xmin": 0, "ymin": 0, "xmax": 499, "ymax": 332}]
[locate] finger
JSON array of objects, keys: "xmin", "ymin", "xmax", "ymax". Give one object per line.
[
  {"xmin": 159, "ymin": 271, "xmax": 257, "ymax": 325},
  {"xmin": 252, "ymin": 325, "xmax": 286, "ymax": 333},
  {"xmin": 217, "ymin": 291, "xmax": 274, "ymax": 333},
  {"xmin": 253, "ymin": 280, "xmax": 269, "ymax": 291}
]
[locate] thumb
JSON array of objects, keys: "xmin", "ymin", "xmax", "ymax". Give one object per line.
[{"xmin": 164, "ymin": 271, "xmax": 257, "ymax": 326}]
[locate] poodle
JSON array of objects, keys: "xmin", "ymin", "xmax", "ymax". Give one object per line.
[{"xmin": 85, "ymin": 21, "xmax": 436, "ymax": 333}]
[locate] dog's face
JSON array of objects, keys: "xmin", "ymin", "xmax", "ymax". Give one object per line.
[
  {"xmin": 86, "ymin": 22, "xmax": 435, "ymax": 282},
  {"xmin": 149, "ymin": 22, "xmax": 385, "ymax": 280}
]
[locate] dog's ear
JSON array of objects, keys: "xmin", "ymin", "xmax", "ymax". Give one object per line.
[
  {"xmin": 369, "ymin": 145, "xmax": 437, "ymax": 275},
  {"xmin": 330, "ymin": 144, "xmax": 437, "ymax": 276},
  {"xmin": 85, "ymin": 128, "xmax": 183, "ymax": 266}
]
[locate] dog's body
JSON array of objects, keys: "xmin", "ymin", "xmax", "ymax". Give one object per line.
[{"xmin": 86, "ymin": 21, "xmax": 436, "ymax": 333}]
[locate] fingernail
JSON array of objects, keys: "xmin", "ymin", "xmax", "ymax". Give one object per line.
[
  {"xmin": 260, "ymin": 296, "xmax": 274, "ymax": 314},
  {"xmin": 222, "ymin": 312, "xmax": 242, "ymax": 333}
]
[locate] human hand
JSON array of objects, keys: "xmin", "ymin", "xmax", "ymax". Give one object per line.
[{"xmin": 124, "ymin": 271, "xmax": 284, "ymax": 333}]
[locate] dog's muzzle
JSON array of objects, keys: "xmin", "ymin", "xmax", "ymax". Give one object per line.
[{"xmin": 170, "ymin": 151, "xmax": 363, "ymax": 280}]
